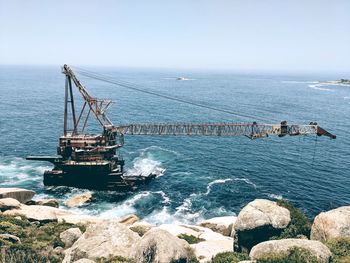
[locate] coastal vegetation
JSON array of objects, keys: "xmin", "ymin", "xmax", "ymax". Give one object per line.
[
  {"xmin": 272, "ymin": 199, "xmax": 312, "ymax": 239},
  {"xmin": 0, "ymin": 188, "xmax": 349, "ymax": 263},
  {"xmin": 178, "ymin": 234, "xmax": 205, "ymax": 244},
  {"xmin": 0, "ymin": 214, "xmax": 85, "ymax": 262}
]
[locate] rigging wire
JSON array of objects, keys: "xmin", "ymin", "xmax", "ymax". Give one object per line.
[
  {"xmin": 311, "ymin": 135, "xmax": 318, "ymax": 167},
  {"xmin": 72, "ymin": 66, "xmax": 276, "ymax": 123}
]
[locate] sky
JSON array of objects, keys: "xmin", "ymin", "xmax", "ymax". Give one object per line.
[{"xmin": 0, "ymin": 0, "xmax": 350, "ymax": 72}]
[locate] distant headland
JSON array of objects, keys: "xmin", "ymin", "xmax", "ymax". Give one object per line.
[{"xmin": 318, "ymin": 79, "xmax": 350, "ymax": 86}]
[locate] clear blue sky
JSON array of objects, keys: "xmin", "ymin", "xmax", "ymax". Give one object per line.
[{"xmin": 1, "ymin": 0, "xmax": 349, "ymax": 72}]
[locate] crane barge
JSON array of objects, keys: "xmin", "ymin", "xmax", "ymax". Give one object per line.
[{"xmin": 27, "ymin": 65, "xmax": 336, "ymax": 191}]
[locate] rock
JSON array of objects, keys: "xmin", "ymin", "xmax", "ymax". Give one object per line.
[
  {"xmin": 63, "ymin": 220, "xmax": 140, "ymax": 262},
  {"xmin": 118, "ymin": 214, "xmax": 139, "ymax": 225},
  {"xmin": 190, "ymin": 240, "xmax": 233, "ymax": 263},
  {"xmin": 131, "ymin": 228, "xmax": 191, "ymax": 263},
  {"xmin": 3, "ymin": 203, "xmax": 102, "ymax": 225},
  {"xmin": 73, "ymin": 259, "xmax": 96, "ymax": 263},
  {"xmin": 0, "ymin": 198, "xmax": 21, "ymax": 211},
  {"xmin": 53, "ymin": 246, "xmax": 65, "ymax": 255},
  {"xmin": 156, "ymin": 224, "xmax": 230, "ymax": 241},
  {"xmin": 234, "ymin": 199, "xmax": 291, "ymax": 252},
  {"xmin": 311, "ymin": 206, "xmax": 350, "ymax": 241},
  {"xmin": 0, "ymin": 234, "xmax": 21, "ymax": 244},
  {"xmin": 35, "ymin": 198, "xmax": 59, "ymax": 208},
  {"xmin": 0, "ymin": 188, "xmax": 35, "ymax": 203},
  {"xmin": 57, "ymin": 214, "xmax": 103, "ymax": 225},
  {"xmin": 60, "ymin": 228, "xmax": 82, "ymax": 248},
  {"xmin": 250, "ymin": 239, "xmax": 332, "ymax": 263},
  {"xmin": 4, "ymin": 204, "xmax": 58, "ymax": 223},
  {"xmin": 199, "ymin": 216, "xmax": 237, "ymax": 236},
  {"xmin": 157, "ymin": 224, "xmax": 201, "ymax": 238},
  {"xmin": 65, "ymin": 192, "xmax": 92, "ymax": 208}
]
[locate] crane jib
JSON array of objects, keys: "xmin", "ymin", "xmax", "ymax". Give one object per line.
[{"xmin": 112, "ymin": 122, "xmax": 336, "ymax": 139}]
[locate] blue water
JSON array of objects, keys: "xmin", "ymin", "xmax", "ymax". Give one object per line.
[{"xmin": 0, "ymin": 65, "xmax": 349, "ymax": 224}]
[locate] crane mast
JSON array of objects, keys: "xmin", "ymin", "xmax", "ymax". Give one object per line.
[{"xmin": 26, "ymin": 65, "xmax": 336, "ymax": 191}]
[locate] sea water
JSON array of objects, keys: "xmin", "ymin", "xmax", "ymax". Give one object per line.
[{"xmin": 0, "ymin": 65, "xmax": 349, "ymax": 224}]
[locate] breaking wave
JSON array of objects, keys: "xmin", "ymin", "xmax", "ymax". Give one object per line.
[
  {"xmin": 125, "ymin": 157, "xmax": 165, "ymax": 177},
  {"xmin": 205, "ymin": 178, "xmax": 232, "ymax": 195},
  {"xmin": 308, "ymin": 84, "xmax": 333, "ymax": 91},
  {"xmin": 268, "ymin": 193, "xmax": 283, "ymax": 200},
  {"xmin": 0, "ymin": 157, "xmax": 51, "ymax": 186},
  {"xmin": 282, "ymin": 81, "xmax": 318, "ymax": 84}
]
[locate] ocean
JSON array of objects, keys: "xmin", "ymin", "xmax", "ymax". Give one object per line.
[{"xmin": 0, "ymin": 65, "xmax": 349, "ymax": 224}]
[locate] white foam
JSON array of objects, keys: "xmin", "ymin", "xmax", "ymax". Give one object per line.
[
  {"xmin": 125, "ymin": 157, "xmax": 165, "ymax": 177},
  {"xmin": 234, "ymin": 178, "xmax": 257, "ymax": 189},
  {"xmin": 309, "ymin": 84, "xmax": 333, "ymax": 91},
  {"xmin": 205, "ymin": 178, "xmax": 232, "ymax": 195},
  {"xmin": 282, "ymin": 81, "xmax": 318, "ymax": 84},
  {"xmin": 268, "ymin": 194, "xmax": 283, "ymax": 200},
  {"xmin": 0, "ymin": 157, "xmax": 50, "ymax": 185}
]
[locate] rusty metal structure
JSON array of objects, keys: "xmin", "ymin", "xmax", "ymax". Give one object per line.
[{"xmin": 27, "ymin": 65, "xmax": 336, "ymax": 190}]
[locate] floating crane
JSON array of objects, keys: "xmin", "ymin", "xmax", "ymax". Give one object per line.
[{"xmin": 27, "ymin": 65, "xmax": 336, "ymax": 190}]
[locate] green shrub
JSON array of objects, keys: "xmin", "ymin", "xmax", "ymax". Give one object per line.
[
  {"xmin": 273, "ymin": 200, "xmax": 311, "ymax": 239},
  {"xmin": 211, "ymin": 251, "xmax": 249, "ymax": 263},
  {"xmin": 178, "ymin": 234, "xmax": 204, "ymax": 244},
  {"xmin": 96, "ymin": 256, "xmax": 134, "ymax": 263},
  {"xmin": 0, "ymin": 221, "xmax": 25, "ymax": 238},
  {"xmin": 325, "ymin": 237, "xmax": 350, "ymax": 263},
  {"xmin": 1, "ymin": 243, "xmax": 64, "ymax": 263},
  {"xmin": 0, "ymin": 214, "xmax": 83, "ymax": 262},
  {"xmin": 0, "ymin": 214, "xmax": 30, "ymax": 228},
  {"xmin": 129, "ymin": 226, "xmax": 148, "ymax": 237},
  {"xmin": 256, "ymin": 247, "xmax": 321, "ymax": 263}
]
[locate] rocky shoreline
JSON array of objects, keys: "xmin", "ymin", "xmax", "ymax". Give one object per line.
[{"xmin": 0, "ymin": 187, "xmax": 349, "ymax": 263}]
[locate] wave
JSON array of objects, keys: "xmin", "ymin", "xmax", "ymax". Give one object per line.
[
  {"xmin": 234, "ymin": 178, "xmax": 257, "ymax": 189},
  {"xmin": 0, "ymin": 157, "xmax": 50, "ymax": 186},
  {"xmin": 97, "ymin": 190, "xmax": 171, "ymax": 220},
  {"xmin": 282, "ymin": 81, "xmax": 318, "ymax": 84},
  {"xmin": 267, "ymin": 193, "xmax": 283, "ymax": 200},
  {"xmin": 308, "ymin": 84, "xmax": 333, "ymax": 91},
  {"xmin": 125, "ymin": 157, "xmax": 165, "ymax": 177},
  {"xmin": 204, "ymin": 177, "xmax": 257, "ymax": 196},
  {"xmin": 205, "ymin": 178, "xmax": 232, "ymax": 195}
]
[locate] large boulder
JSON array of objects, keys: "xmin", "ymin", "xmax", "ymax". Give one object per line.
[
  {"xmin": 73, "ymin": 259, "xmax": 96, "ymax": 263},
  {"xmin": 0, "ymin": 198, "xmax": 21, "ymax": 211},
  {"xmin": 35, "ymin": 198, "xmax": 59, "ymax": 208},
  {"xmin": 3, "ymin": 203, "xmax": 102, "ymax": 225},
  {"xmin": 60, "ymin": 228, "xmax": 83, "ymax": 248},
  {"xmin": 65, "ymin": 192, "xmax": 92, "ymax": 208},
  {"xmin": 63, "ymin": 220, "xmax": 140, "ymax": 262},
  {"xmin": 191, "ymin": 240, "xmax": 233, "ymax": 263},
  {"xmin": 156, "ymin": 224, "xmax": 230, "ymax": 241},
  {"xmin": 234, "ymin": 199, "xmax": 291, "ymax": 252},
  {"xmin": 58, "ymin": 214, "xmax": 103, "ymax": 225},
  {"xmin": 0, "ymin": 234, "xmax": 21, "ymax": 244},
  {"xmin": 0, "ymin": 188, "xmax": 35, "ymax": 203},
  {"xmin": 4, "ymin": 204, "xmax": 58, "ymax": 223},
  {"xmin": 311, "ymin": 206, "xmax": 350, "ymax": 241},
  {"xmin": 249, "ymin": 239, "xmax": 332, "ymax": 263},
  {"xmin": 156, "ymin": 224, "xmax": 233, "ymax": 262},
  {"xmin": 131, "ymin": 228, "xmax": 191, "ymax": 263},
  {"xmin": 118, "ymin": 214, "xmax": 139, "ymax": 225},
  {"xmin": 199, "ymin": 216, "xmax": 237, "ymax": 236}
]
